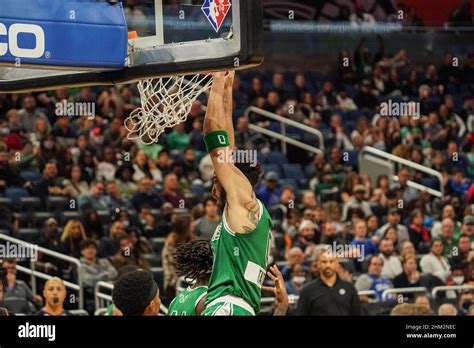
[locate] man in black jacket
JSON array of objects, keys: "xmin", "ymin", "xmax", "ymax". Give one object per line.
[{"xmin": 297, "ymin": 250, "xmax": 361, "ymax": 315}]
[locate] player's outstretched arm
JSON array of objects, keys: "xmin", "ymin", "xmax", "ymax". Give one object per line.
[
  {"xmin": 262, "ymin": 265, "xmax": 289, "ymax": 316},
  {"xmin": 203, "ymin": 71, "xmax": 259, "ymax": 234},
  {"xmin": 223, "ymin": 70, "xmax": 235, "ymax": 150}
]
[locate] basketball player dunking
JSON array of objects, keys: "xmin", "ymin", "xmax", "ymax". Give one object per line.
[{"xmin": 201, "ymin": 71, "xmax": 274, "ymax": 316}]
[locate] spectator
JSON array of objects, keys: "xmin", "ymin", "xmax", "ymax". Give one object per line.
[
  {"xmin": 257, "ymin": 171, "xmax": 281, "ymax": 207},
  {"xmin": 82, "ymin": 209, "xmax": 104, "ymax": 240},
  {"xmin": 438, "ymin": 303, "xmax": 458, "ymax": 316},
  {"xmin": 400, "ymin": 240, "xmax": 417, "ymax": 261},
  {"xmin": 136, "ymin": 205, "xmax": 160, "ymax": 238},
  {"xmin": 450, "ymin": 233, "xmax": 474, "ymax": 266},
  {"xmin": 269, "ymin": 185, "xmax": 295, "ymax": 222},
  {"xmin": 285, "ymin": 264, "xmax": 307, "ymax": 295},
  {"xmin": 112, "ymin": 270, "xmax": 160, "ymax": 316},
  {"xmin": 350, "ymin": 220, "xmax": 378, "ymax": 258},
  {"xmin": 376, "ymin": 208, "xmax": 410, "ymax": 246},
  {"xmin": 79, "ymin": 240, "xmax": 118, "ymax": 288},
  {"xmin": 414, "ymin": 294, "xmax": 432, "ymax": 311},
  {"xmin": 457, "ymin": 215, "xmax": 474, "ymax": 244},
  {"xmin": 104, "ymin": 117, "xmax": 123, "ymax": 148},
  {"xmin": 166, "ymin": 122, "xmax": 190, "ymax": 151},
  {"xmin": 354, "ymin": 79, "xmax": 378, "ymax": 109},
  {"xmin": 36, "ymin": 277, "xmax": 72, "ymax": 316},
  {"xmin": 132, "ymin": 150, "xmax": 162, "ymax": 184},
  {"xmin": 62, "ymin": 164, "xmax": 89, "ymax": 199},
  {"xmin": 98, "ymin": 221, "xmax": 127, "ymax": 258},
  {"xmin": 18, "ymin": 94, "xmax": 50, "ymax": 133},
  {"xmin": 393, "ymin": 256, "xmax": 428, "ymax": 292},
  {"xmin": 342, "ymin": 184, "xmax": 373, "ymax": 222},
  {"xmin": 292, "ymin": 220, "xmax": 317, "ymax": 260},
  {"xmin": 394, "ymin": 167, "xmax": 419, "ymax": 202},
  {"xmin": 161, "ymin": 173, "xmax": 187, "ymax": 208},
  {"xmin": 420, "ymin": 239, "xmax": 451, "ymax": 283},
  {"xmin": 437, "ymin": 218, "xmax": 457, "ymax": 257},
  {"xmin": 379, "ymin": 239, "xmax": 403, "ymax": 280},
  {"xmin": 182, "ymin": 147, "xmax": 200, "ymax": 182},
  {"xmin": 52, "ymin": 117, "xmax": 76, "ymax": 148},
  {"xmin": 131, "ymin": 177, "xmax": 163, "ymax": 211},
  {"xmin": 129, "ymin": 229, "xmax": 153, "ymax": 255},
  {"xmin": 195, "ymin": 195, "xmax": 221, "ymax": 241},
  {"xmin": 0, "ymin": 150, "xmax": 23, "ymax": 193},
  {"xmin": 281, "ymin": 247, "xmax": 309, "ymax": 280},
  {"xmin": 110, "ymin": 234, "xmax": 149, "ymax": 271},
  {"xmin": 408, "ymin": 209, "xmax": 431, "ymax": 250},
  {"xmin": 105, "ymin": 181, "xmax": 132, "ymax": 212},
  {"xmin": 36, "ymin": 218, "xmax": 68, "ymax": 277},
  {"xmin": 96, "ymin": 147, "xmax": 117, "ymax": 182},
  {"xmin": 320, "ymin": 221, "xmax": 347, "ymax": 245},
  {"xmin": 431, "ymin": 204, "xmax": 461, "ymax": 239},
  {"xmin": 2, "ymin": 259, "xmax": 42, "ymax": 314},
  {"xmin": 34, "ymin": 161, "xmax": 69, "ymax": 198},
  {"xmin": 162, "ymin": 214, "xmax": 194, "ymax": 298},
  {"xmin": 115, "ymin": 164, "xmax": 138, "ymax": 199},
  {"xmin": 297, "ymin": 251, "xmax": 361, "ymax": 315},
  {"xmin": 78, "ymin": 180, "xmax": 108, "ymax": 213},
  {"xmin": 355, "ymin": 255, "xmax": 394, "ymax": 301},
  {"xmin": 60, "ymin": 219, "xmax": 87, "ymax": 259}
]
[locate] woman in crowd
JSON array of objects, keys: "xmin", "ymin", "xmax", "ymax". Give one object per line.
[
  {"xmin": 60, "ymin": 219, "xmax": 88, "ymax": 259},
  {"xmin": 162, "ymin": 214, "xmax": 195, "ymax": 299}
]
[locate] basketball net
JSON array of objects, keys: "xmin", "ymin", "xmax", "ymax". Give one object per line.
[{"xmin": 125, "ymin": 74, "xmax": 213, "ymax": 145}]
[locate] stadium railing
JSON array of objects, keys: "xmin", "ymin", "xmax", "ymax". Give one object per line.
[
  {"xmin": 358, "ymin": 290, "xmax": 379, "ymax": 301},
  {"xmin": 432, "ymin": 285, "xmax": 474, "ymax": 298},
  {"xmin": 243, "ymin": 106, "xmax": 324, "ymax": 155},
  {"xmin": 0, "ymin": 233, "xmax": 84, "ymax": 310},
  {"xmin": 359, "ymin": 146, "xmax": 444, "ymax": 198},
  {"xmin": 381, "ymin": 287, "xmax": 429, "ymax": 301}
]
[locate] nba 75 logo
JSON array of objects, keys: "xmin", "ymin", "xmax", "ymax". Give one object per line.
[{"xmin": 201, "ymin": 0, "xmax": 232, "ymax": 32}]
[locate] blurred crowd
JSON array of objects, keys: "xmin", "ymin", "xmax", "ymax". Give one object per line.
[{"xmin": 0, "ymin": 28, "xmax": 474, "ymax": 315}]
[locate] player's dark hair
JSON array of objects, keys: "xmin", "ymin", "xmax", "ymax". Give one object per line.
[
  {"xmin": 112, "ymin": 270, "xmax": 157, "ymax": 316},
  {"xmin": 235, "ymin": 161, "xmax": 263, "ymax": 189},
  {"xmin": 173, "ymin": 240, "xmax": 213, "ymax": 283}
]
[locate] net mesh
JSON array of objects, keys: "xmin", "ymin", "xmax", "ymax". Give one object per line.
[{"xmin": 125, "ymin": 74, "xmax": 213, "ymax": 144}]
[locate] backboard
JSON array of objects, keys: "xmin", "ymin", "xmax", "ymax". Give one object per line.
[{"xmin": 0, "ymin": 0, "xmax": 264, "ymax": 93}]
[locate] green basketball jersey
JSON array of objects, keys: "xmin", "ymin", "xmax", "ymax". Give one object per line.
[
  {"xmin": 168, "ymin": 286, "xmax": 208, "ymax": 316},
  {"xmin": 205, "ymin": 199, "xmax": 273, "ymax": 313}
]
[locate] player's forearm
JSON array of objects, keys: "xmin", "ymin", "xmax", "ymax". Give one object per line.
[
  {"xmin": 203, "ymin": 77, "xmax": 226, "ymax": 136},
  {"xmin": 224, "ymin": 75, "xmax": 235, "ymax": 149}
]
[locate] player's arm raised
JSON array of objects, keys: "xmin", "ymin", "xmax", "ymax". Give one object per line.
[{"xmin": 203, "ymin": 71, "xmax": 259, "ymax": 233}]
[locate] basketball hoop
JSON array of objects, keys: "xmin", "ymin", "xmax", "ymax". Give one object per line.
[{"xmin": 125, "ymin": 73, "xmax": 213, "ymax": 144}]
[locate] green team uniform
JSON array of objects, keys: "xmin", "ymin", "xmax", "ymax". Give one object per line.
[
  {"xmin": 202, "ymin": 199, "xmax": 273, "ymax": 316},
  {"xmin": 168, "ymin": 286, "xmax": 208, "ymax": 316}
]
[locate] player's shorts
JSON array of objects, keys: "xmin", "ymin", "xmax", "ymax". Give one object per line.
[{"xmin": 202, "ymin": 295, "xmax": 255, "ymax": 316}]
